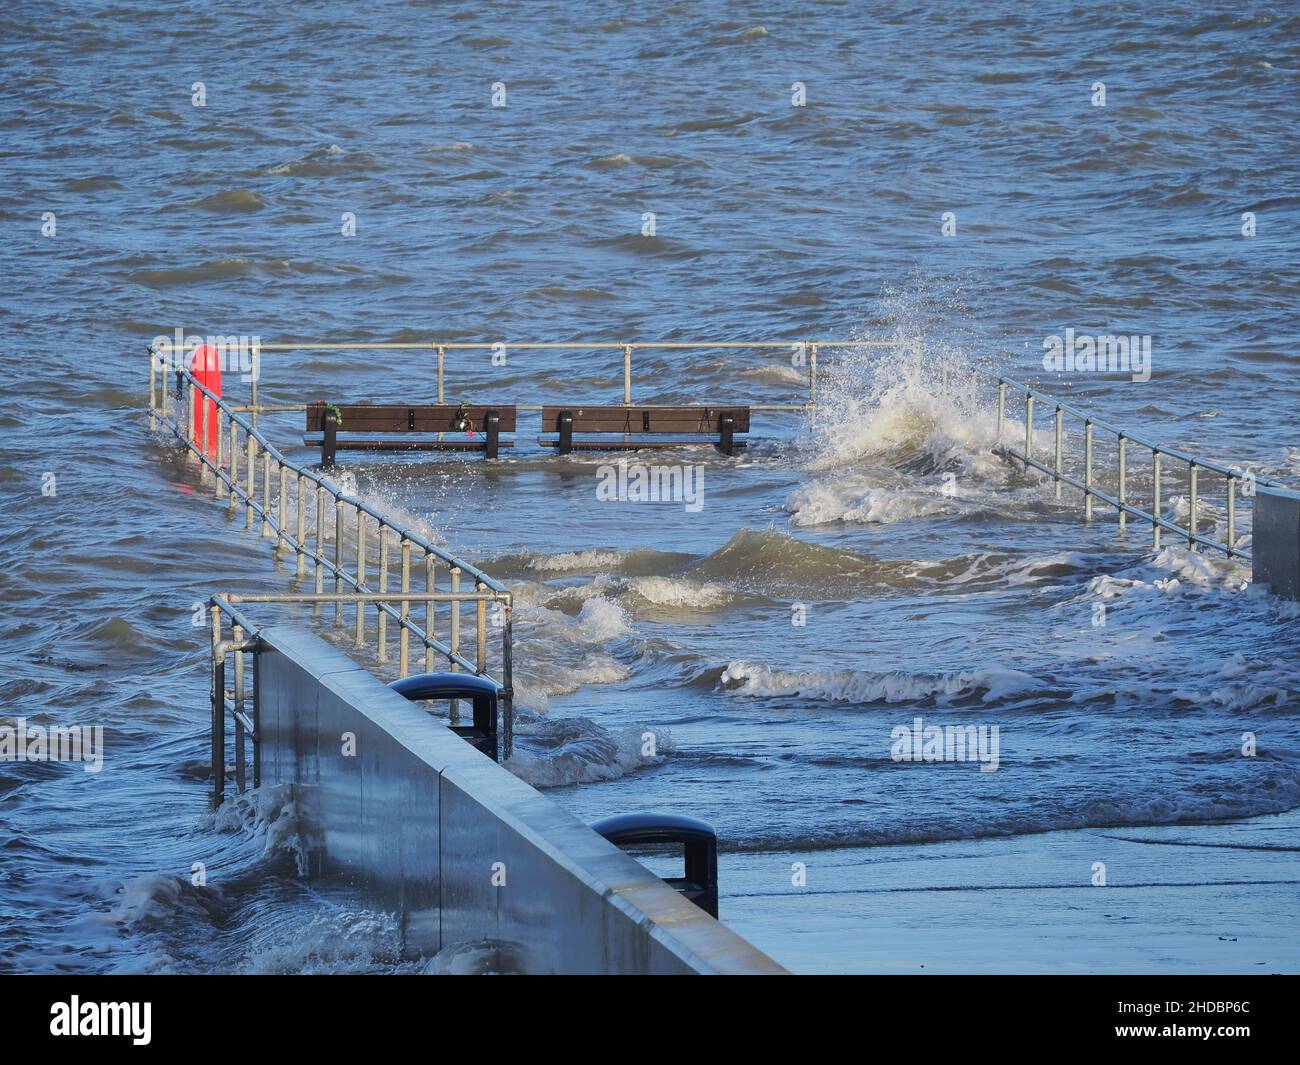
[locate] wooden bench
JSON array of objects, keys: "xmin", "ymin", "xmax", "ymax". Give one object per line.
[
  {"xmin": 305, "ymin": 402, "xmax": 517, "ymax": 465},
  {"xmin": 539, "ymin": 405, "xmax": 749, "ymax": 456}
]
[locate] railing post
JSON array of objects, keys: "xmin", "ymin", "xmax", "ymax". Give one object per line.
[
  {"xmin": 425, "ymin": 554, "xmax": 436, "ymax": 674},
  {"xmin": 1084, "ymin": 420, "xmax": 1094, "ymax": 521},
  {"xmin": 501, "ymin": 605, "xmax": 513, "ymax": 761},
  {"xmin": 1118, "ymin": 434, "xmax": 1127, "ymax": 531},
  {"xmin": 449, "ymin": 566, "xmax": 461, "ymax": 723},
  {"xmin": 1227, "ymin": 474, "xmax": 1237, "ymax": 555},
  {"xmin": 996, "ymin": 381, "xmax": 1006, "ymax": 444},
  {"xmin": 1054, "ymin": 407, "xmax": 1063, "ymax": 499},
  {"xmin": 334, "ymin": 497, "xmax": 345, "ymax": 625},
  {"xmin": 250, "ymin": 344, "xmax": 260, "ymax": 429},
  {"xmin": 296, "ymin": 473, "xmax": 307, "ymax": 579},
  {"xmin": 246, "ymin": 435, "xmax": 257, "ymax": 529},
  {"xmin": 355, "ymin": 508, "xmax": 367, "ymax": 646},
  {"xmin": 228, "ymin": 421, "xmax": 239, "ymax": 512},
  {"xmin": 261, "ymin": 450, "xmax": 272, "ymax": 539},
  {"xmin": 276, "ymin": 461, "xmax": 288, "ymax": 556},
  {"xmin": 215, "ymin": 408, "xmax": 226, "ymax": 500},
  {"xmin": 399, "ymin": 537, "xmax": 411, "ymax": 677},
  {"xmin": 1024, "ymin": 394, "xmax": 1034, "ymax": 461},
  {"xmin": 476, "ymin": 580, "xmax": 487, "ymax": 674},
  {"xmin": 808, "ymin": 343, "xmax": 818, "ymax": 411},
  {"xmin": 377, "ymin": 524, "xmax": 389, "ymax": 663},
  {"xmin": 450, "ymin": 567, "xmax": 462, "ymax": 665},
  {"xmin": 315, "ymin": 485, "xmax": 327, "ymax": 599},
  {"xmin": 233, "ymin": 623, "xmax": 246, "ymax": 794},
  {"xmin": 1152, "ymin": 449, "xmax": 1162, "ymax": 550},
  {"xmin": 148, "ymin": 350, "xmax": 158, "ymax": 428},
  {"xmin": 623, "ymin": 344, "xmax": 632, "ymax": 405},
  {"xmin": 436, "ymin": 345, "xmax": 445, "ymax": 404},
  {"xmin": 1188, "ymin": 461, "xmax": 1198, "ymax": 548},
  {"xmin": 210, "ymin": 605, "xmax": 225, "ymax": 804}
]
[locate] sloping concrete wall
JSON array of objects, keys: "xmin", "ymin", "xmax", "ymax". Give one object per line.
[
  {"xmin": 255, "ymin": 625, "xmax": 786, "ymax": 974},
  {"xmin": 1253, "ymin": 485, "xmax": 1300, "ymax": 599}
]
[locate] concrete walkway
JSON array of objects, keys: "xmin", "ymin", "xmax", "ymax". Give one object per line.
[{"xmin": 718, "ymin": 810, "xmax": 1300, "ymax": 974}]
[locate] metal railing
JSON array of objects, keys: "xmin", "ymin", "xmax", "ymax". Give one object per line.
[
  {"xmin": 994, "ymin": 377, "xmax": 1282, "ymax": 559},
  {"xmin": 150, "ymin": 340, "xmax": 903, "ymax": 418},
  {"xmin": 148, "ymin": 353, "xmax": 516, "ymax": 798},
  {"xmin": 151, "ymin": 339, "xmax": 1289, "ymax": 802},
  {"xmin": 208, "ymin": 590, "xmax": 513, "ymax": 801}
]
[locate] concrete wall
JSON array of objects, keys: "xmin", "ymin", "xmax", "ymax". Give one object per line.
[
  {"xmin": 1252, "ymin": 486, "xmax": 1300, "ymax": 600},
  {"xmin": 255, "ymin": 626, "xmax": 786, "ymax": 974}
]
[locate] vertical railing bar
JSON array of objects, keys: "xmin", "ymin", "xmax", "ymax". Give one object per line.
[
  {"xmin": 233, "ymin": 623, "xmax": 246, "ymax": 794},
  {"xmin": 1118, "ymin": 433, "xmax": 1127, "ymax": 532},
  {"xmin": 1152, "ymin": 449, "xmax": 1162, "ymax": 551},
  {"xmin": 315, "ymin": 484, "xmax": 327, "ymax": 604},
  {"xmin": 277, "ymin": 461, "xmax": 288, "ymax": 556},
  {"xmin": 1227, "ymin": 474, "xmax": 1237, "ymax": 555},
  {"xmin": 399, "ymin": 537, "xmax": 411, "ymax": 678},
  {"xmin": 425, "ymin": 553, "xmax": 436, "ymax": 674},
  {"xmin": 377, "ymin": 523, "xmax": 389, "ymax": 664},
  {"xmin": 476, "ymin": 579, "xmax": 487, "ymax": 675},
  {"xmin": 355, "ymin": 506, "xmax": 367, "ymax": 646},
  {"xmin": 1024, "ymin": 394, "xmax": 1034, "ymax": 461},
  {"xmin": 334, "ymin": 497, "xmax": 345, "ymax": 625},
  {"xmin": 449, "ymin": 566, "xmax": 461, "ymax": 724},
  {"xmin": 1188, "ymin": 461, "xmax": 1198, "ymax": 548},
  {"xmin": 296, "ymin": 472, "xmax": 307, "ymax": 579},
  {"xmin": 1084, "ymin": 419, "xmax": 1094, "ymax": 521},
  {"xmin": 210, "ymin": 604, "xmax": 224, "ymax": 803},
  {"xmin": 261, "ymin": 450, "xmax": 272, "ymax": 539},
  {"xmin": 501, "ymin": 605, "xmax": 513, "ymax": 762},
  {"xmin": 1054, "ymin": 406, "xmax": 1063, "ymax": 499},
  {"xmin": 246, "ymin": 434, "xmax": 256, "ymax": 529},
  {"xmin": 228, "ymin": 419, "xmax": 239, "ymax": 512}
]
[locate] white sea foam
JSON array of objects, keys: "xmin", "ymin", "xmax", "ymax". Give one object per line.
[{"xmin": 719, "ymin": 660, "xmax": 1041, "ymax": 704}]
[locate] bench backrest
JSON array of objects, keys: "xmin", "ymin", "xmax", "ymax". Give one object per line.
[
  {"xmin": 540, "ymin": 405, "xmax": 750, "ymax": 434},
  {"xmin": 306, "ymin": 404, "xmax": 518, "ymax": 433}
]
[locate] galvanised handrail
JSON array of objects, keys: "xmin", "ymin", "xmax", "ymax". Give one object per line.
[
  {"xmin": 149, "ymin": 339, "xmax": 900, "ymax": 416},
  {"xmin": 208, "ymin": 590, "xmax": 513, "ymax": 801},
  {"xmin": 993, "ymin": 376, "xmax": 1282, "ymax": 559},
  {"xmin": 149, "ymin": 351, "xmax": 518, "ymax": 793}
]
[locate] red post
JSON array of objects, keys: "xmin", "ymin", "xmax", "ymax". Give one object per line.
[{"xmin": 190, "ymin": 344, "xmax": 223, "ymax": 457}]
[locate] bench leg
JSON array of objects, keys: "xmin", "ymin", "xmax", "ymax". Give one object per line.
[
  {"xmin": 718, "ymin": 412, "xmax": 734, "ymax": 456},
  {"xmin": 484, "ymin": 409, "xmax": 499, "ymax": 459},
  {"xmin": 558, "ymin": 410, "xmax": 573, "ymax": 455},
  {"xmin": 322, "ymin": 409, "xmax": 338, "ymax": 468}
]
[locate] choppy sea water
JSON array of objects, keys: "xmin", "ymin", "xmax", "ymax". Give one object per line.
[{"xmin": 1, "ymin": 2, "xmax": 1298, "ymax": 973}]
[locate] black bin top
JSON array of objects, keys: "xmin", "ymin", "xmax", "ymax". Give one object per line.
[
  {"xmin": 388, "ymin": 671, "xmax": 500, "ymax": 702},
  {"xmin": 590, "ymin": 812, "xmax": 716, "ymax": 848}
]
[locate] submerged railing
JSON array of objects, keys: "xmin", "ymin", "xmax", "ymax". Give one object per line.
[
  {"xmin": 994, "ymin": 377, "xmax": 1282, "ymax": 560},
  {"xmin": 148, "ymin": 354, "xmax": 516, "ymax": 798},
  {"xmin": 149, "ymin": 339, "xmax": 1288, "ymax": 799},
  {"xmin": 209, "ymin": 591, "xmax": 512, "ymax": 801}
]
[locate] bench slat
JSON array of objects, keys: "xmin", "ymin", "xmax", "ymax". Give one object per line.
[
  {"xmin": 305, "ymin": 436, "xmax": 514, "ymax": 451},
  {"xmin": 537, "ymin": 439, "xmax": 747, "ymax": 450},
  {"xmin": 306, "ymin": 404, "xmax": 518, "ymax": 433},
  {"xmin": 539, "ymin": 406, "xmax": 750, "ymax": 433}
]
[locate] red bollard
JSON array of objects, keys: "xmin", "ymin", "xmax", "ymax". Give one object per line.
[{"xmin": 191, "ymin": 344, "xmax": 223, "ymax": 458}]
